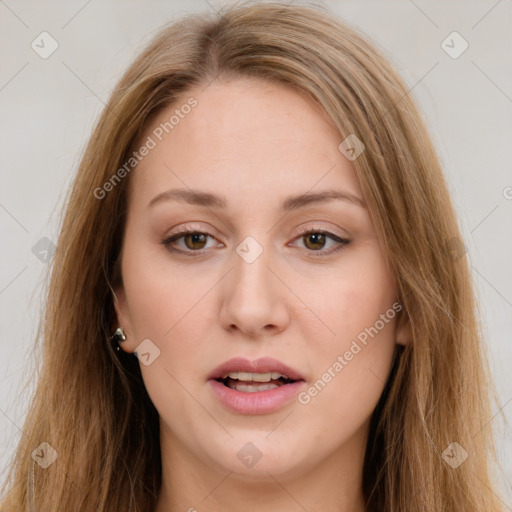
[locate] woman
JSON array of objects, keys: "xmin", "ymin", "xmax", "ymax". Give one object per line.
[{"xmin": 0, "ymin": 2, "xmax": 506, "ymax": 511}]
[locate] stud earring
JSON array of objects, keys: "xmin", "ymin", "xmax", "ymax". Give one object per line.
[{"xmin": 111, "ymin": 326, "xmax": 126, "ymax": 352}]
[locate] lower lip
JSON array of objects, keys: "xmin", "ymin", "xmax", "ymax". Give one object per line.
[{"xmin": 208, "ymin": 379, "xmax": 306, "ymax": 415}]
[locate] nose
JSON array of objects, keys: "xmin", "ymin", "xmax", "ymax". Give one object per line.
[{"xmin": 219, "ymin": 239, "xmax": 290, "ymax": 337}]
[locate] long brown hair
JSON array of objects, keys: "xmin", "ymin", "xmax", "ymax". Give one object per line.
[{"xmin": 0, "ymin": 1, "xmax": 506, "ymax": 510}]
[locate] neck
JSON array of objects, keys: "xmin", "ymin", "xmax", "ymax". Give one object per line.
[{"xmin": 154, "ymin": 421, "xmax": 369, "ymax": 512}]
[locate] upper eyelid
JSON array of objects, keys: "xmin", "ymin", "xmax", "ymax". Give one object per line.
[
  {"xmin": 295, "ymin": 225, "xmax": 342, "ymax": 236},
  {"xmin": 166, "ymin": 226, "xmax": 346, "ymax": 240},
  {"xmin": 167, "ymin": 221, "xmax": 347, "ymax": 236}
]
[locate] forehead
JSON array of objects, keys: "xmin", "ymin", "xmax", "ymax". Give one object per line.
[{"xmin": 127, "ymin": 77, "xmax": 362, "ymax": 210}]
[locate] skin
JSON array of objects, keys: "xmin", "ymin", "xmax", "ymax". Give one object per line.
[{"xmin": 114, "ymin": 77, "xmax": 410, "ymax": 512}]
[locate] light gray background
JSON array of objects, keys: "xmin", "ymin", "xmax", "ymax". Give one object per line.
[{"xmin": 1, "ymin": 0, "xmax": 511, "ymax": 506}]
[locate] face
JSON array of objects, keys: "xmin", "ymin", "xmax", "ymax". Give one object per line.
[{"xmin": 114, "ymin": 77, "xmax": 406, "ymax": 481}]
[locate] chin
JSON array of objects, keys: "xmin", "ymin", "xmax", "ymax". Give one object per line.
[{"xmin": 205, "ymin": 441, "xmax": 307, "ymax": 480}]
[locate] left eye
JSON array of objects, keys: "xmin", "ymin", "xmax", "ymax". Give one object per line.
[
  {"xmin": 290, "ymin": 229, "xmax": 350, "ymax": 255},
  {"xmin": 161, "ymin": 229, "xmax": 349, "ymax": 256}
]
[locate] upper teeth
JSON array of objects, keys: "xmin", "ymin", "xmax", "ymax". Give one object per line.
[{"xmin": 221, "ymin": 371, "xmax": 288, "ymax": 382}]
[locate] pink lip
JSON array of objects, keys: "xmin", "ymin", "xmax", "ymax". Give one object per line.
[{"xmin": 207, "ymin": 357, "xmax": 306, "ymax": 415}]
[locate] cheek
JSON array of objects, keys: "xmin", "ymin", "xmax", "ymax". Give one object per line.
[
  {"xmin": 302, "ymin": 242, "xmax": 396, "ymax": 347},
  {"xmin": 121, "ymin": 240, "xmax": 217, "ymax": 393},
  {"xmin": 296, "ymin": 243, "xmax": 397, "ymax": 419},
  {"xmin": 121, "ymin": 240, "xmax": 211, "ymax": 339},
  {"xmin": 297, "ymin": 308, "xmax": 396, "ymax": 452},
  {"xmin": 121, "ymin": 247, "xmax": 212, "ymax": 419}
]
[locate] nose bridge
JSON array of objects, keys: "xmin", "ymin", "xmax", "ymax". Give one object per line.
[
  {"xmin": 231, "ymin": 233, "xmax": 274, "ymax": 300},
  {"xmin": 219, "ymin": 233, "xmax": 288, "ymax": 334}
]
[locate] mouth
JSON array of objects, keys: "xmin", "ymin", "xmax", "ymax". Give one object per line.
[
  {"xmin": 215, "ymin": 371, "xmax": 301, "ymax": 393},
  {"xmin": 207, "ymin": 357, "xmax": 306, "ymax": 414}
]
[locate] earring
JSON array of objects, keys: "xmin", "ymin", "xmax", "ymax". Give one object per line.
[{"xmin": 111, "ymin": 326, "xmax": 126, "ymax": 352}]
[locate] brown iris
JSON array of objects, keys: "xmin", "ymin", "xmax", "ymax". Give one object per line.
[
  {"xmin": 183, "ymin": 233, "xmax": 208, "ymax": 250},
  {"xmin": 303, "ymin": 232, "xmax": 327, "ymax": 250}
]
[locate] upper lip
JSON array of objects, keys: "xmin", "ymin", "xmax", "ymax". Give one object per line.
[{"xmin": 208, "ymin": 357, "xmax": 305, "ymax": 381}]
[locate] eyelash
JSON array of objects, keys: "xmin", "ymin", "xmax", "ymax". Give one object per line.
[{"xmin": 161, "ymin": 227, "xmax": 350, "ymax": 258}]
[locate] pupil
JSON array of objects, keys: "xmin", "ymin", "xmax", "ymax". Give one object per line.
[
  {"xmin": 306, "ymin": 233, "xmax": 325, "ymax": 250},
  {"xmin": 187, "ymin": 233, "xmax": 206, "ymax": 249}
]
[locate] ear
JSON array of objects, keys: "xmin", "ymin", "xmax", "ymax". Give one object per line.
[
  {"xmin": 395, "ymin": 306, "xmax": 412, "ymax": 346},
  {"xmin": 112, "ymin": 285, "xmax": 136, "ymax": 354}
]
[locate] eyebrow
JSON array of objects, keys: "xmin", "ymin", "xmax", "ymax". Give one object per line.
[{"xmin": 147, "ymin": 187, "xmax": 366, "ymax": 211}]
